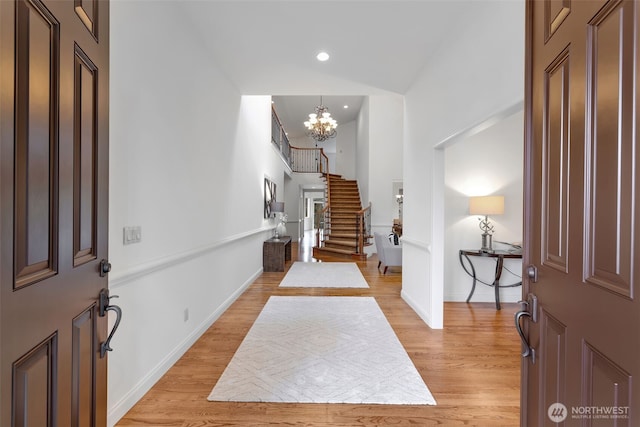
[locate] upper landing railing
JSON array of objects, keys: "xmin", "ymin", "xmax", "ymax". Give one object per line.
[{"xmin": 272, "ymin": 106, "xmax": 328, "ymax": 174}]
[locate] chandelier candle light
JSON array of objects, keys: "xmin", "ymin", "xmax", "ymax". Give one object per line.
[
  {"xmin": 469, "ymin": 195, "xmax": 504, "ymax": 253},
  {"xmin": 304, "ymin": 96, "xmax": 338, "ymax": 142}
]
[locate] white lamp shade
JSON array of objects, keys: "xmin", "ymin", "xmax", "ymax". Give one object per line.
[
  {"xmin": 469, "ymin": 196, "xmax": 504, "ymax": 215},
  {"xmin": 270, "ymin": 201, "xmax": 285, "ymax": 213}
]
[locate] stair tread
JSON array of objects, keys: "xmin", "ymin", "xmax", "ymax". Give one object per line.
[
  {"xmin": 325, "ymin": 239, "xmax": 357, "ymax": 246},
  {"xmin": 319, "ymin": 175, "xmax": 370, "ymax": 259},
  {"xmin": 314, "ymin": 246, "xmax": 353, "ymax": 255}
]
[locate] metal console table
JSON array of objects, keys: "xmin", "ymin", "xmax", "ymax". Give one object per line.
[{"xmin": 458, "ymin": 249, "xmax": 522, "ymax": 310}]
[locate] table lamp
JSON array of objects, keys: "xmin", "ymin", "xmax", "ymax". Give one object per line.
[
  {"xmin": 469, "ymin": 195, "xmax": 504, "ymax": 253},
  {"xmin": 270, "ymin": 201, "xmax": 285, "ymax": 238}
]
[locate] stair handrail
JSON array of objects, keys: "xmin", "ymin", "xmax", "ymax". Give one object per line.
[
  {"xmin": 319, "ymin": 149, "xmax": 329, "ymax": 174},
  {"xmin": 355, "ymin": 203, "xmax": 372, "ymax": 255},
  {"xmin": 319, "ymin": 174, "xmax": 332, "ymax": 244},
  {"xmin": 272, "ymin": 106, "xmax": 328, "ymax": 173}
]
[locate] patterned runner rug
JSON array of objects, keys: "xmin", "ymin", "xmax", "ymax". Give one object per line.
[
  {"xmin": 208, "ymin": 296, "xmax": 436, "ymax": 405},
  {"xmin": 278, "ymin": 262, "xmax": 369, "ymax": 288}
]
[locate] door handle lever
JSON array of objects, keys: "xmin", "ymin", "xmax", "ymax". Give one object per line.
[
  {"xmin": 98, "ymin": 288, "xmax": 122, "ymax": 358},
  {"xmin": 515, "ymin": 310, "xmax": 536, "ymax": 363}
]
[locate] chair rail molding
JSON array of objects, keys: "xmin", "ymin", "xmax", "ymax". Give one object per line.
[
  {"xmin": 400, "ymin": 236, "xmax": 431, "ymax": 253},
  {"xmin": 109, "ymin": 226, "xmax": 273, "ymax": 289}
]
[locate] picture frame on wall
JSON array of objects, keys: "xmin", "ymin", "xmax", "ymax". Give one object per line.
[{"xmin": 264, "ymin": 177, "xmax": 276, "ymax": 218}]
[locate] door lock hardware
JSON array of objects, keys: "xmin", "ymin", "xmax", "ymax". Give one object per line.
[
  {"xmin": 99, "ymin": 259, "xmax": 112, "ymax": 277},
  {"xmin": 526, "ymin": 265, "xmax": 538, "ymax": 283}
]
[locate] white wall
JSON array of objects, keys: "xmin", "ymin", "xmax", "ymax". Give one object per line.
[
  {"xmin": 402, "ymin": 0, "xmax": 525, "ymax": 328},
  {"xmin": 282, "ymin": 172, "xmax": 300, "ymax": 240},
  {"xmin": 108, "ymin": 2, "xmax": 286, "ymax": 424},
  {"xmin": 352, "ymin": 95, "xmax": 405, "ymax": 256},
  {"xmin": 356, "ymin": 98, "xmax": 370, "ymax": 204},
  {"xmin": 363, "ymin": 95, "xmax": 404, "ymax": 234},
  {"xmin": 335, "ymin": 120, "xmax": 357, "ymax": 179},
  {"xmin": 367, "ymin": 94, "xmax": 404, "ymax": 235},
  {"xmin": 444, "ymin": 111, "xmax": 524, "ymax": 303}
]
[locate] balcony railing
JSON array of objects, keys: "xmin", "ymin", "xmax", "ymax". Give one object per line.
[
  {"xmin": 272, "ymin": 106, "xmax": 328, "ymax": 173},
  {"xmin": 291, "ymin": 147, "xmax": 328, "ymax": 173},
  {"xmin": 271, "ymin": 105, "xmax": 291, "ymax": 165}
]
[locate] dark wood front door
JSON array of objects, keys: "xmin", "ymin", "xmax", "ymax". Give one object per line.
[
  {"xmin": 0, "ymin": 0, "xmax": 110, "ymax": 425},
  {"xmin": 522, "ymin": 0, "xmax": 639, "ymax": 424}
]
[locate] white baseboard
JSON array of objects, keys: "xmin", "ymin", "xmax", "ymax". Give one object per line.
[
  {"xmin": 400, "ymin": 290, "xmax": 435, "ymax": 329},
  {"xmin": 107, "ymin": 267, "xmax": 263, "ymax": 427}
]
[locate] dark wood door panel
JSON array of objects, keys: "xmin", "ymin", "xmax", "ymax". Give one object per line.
[
  {"xmin": 12, "ymin": 334, "xmax": 57, "ymax": 427},
  {"xmin": 72, "ymin": 306, "xmax": 98, "ymax": 426},
  {"xmin": 584, "ymin": 0, "xmax": 637, "ymax": 299},
  {"xmin": 73, "ymin": 45, "xmax": 98, "ymax": 267},
  {"xmin": 14, "ymin": 0, "xmax": 60, "ymax": 289},
  {"xmin": 544, "ymin": 0, "xmax": 571, "ymax": 40},
  {"xmin": 583, "ymin": 342, "xmax": 632, "ymax": 415},
  {"xmin": 74, "ymin": 0, "xmax": 99, "ymax": 39},
  {"xmin": 1, "ymin": 0, "xmax": 110, "ymax": 426},
  {"xmin": 542, "ymin": 47, "xmax": 570, "ymax": 273},
  {"xmin": 524, "ymin": 0, "xmax": 639, "ymax": 424},
  {"xmin": 539, "ymin": 309, "xmax": 567, "ymax": 421}
]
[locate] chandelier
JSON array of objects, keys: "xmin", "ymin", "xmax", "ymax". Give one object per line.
[{"xmin": 303, "ymin": 97, "xmax": 338, "ymax": 142}]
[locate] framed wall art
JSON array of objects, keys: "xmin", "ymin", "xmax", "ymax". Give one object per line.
[{"xmin": 264, "ymin": 177, "xmax": 276, "ymax": 218}]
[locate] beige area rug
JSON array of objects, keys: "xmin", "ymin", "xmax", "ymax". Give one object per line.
[
  {"xmin": 278, "ymin": 262, "xmax": 369, "ymax": 288},
  {"xmin": 208, "ymin": 296, "xmax": 436, "ymax": 405}
]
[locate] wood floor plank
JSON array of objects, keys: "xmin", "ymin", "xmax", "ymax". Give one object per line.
[{"xmin": 116, "ymin": 242, "xmax": 521, "ymax": 426}]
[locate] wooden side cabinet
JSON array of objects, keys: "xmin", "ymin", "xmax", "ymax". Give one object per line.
[{"xmin": 263, "ymin": 236, "xmax": 292, "ymax": 272}]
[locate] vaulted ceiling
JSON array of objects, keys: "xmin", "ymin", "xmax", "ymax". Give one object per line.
[{"xmin": 183, "ymin": 0, "xmax": 486, "ymax": 141}]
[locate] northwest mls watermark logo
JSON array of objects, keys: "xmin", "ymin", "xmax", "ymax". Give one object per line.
[
  {"xmin": 548, "ymin": 403, "xmax": 630, "ymax": 422},
  {"xmin": 548, "ymin": 403, "xmax": 568, "ymax": 422}
]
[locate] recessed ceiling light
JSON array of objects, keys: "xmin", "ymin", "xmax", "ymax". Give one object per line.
[
  {"xmin": 316, "ymin": 51, "xmax": 330, "ymax": 62},
  {"xmin": 343, "ymin": 105, "xmax": 349, "ymax": 109}
]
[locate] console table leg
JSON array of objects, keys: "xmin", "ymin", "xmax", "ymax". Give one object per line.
[
  {"xmin": 493, "ymin": 256, "xmax": 505, "ymax": 310},
  {"xmin": 460, "ymin": 252, "xmax": 477, "ymax": 303},
  {"xmin": 467, "ymin": 277, "xmax": 477, "ymax": 304}
]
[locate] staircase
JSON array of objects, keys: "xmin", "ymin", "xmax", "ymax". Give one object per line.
[{"xmin": 313, "ymin": 174, "xmax": 372, "ymax": 260}]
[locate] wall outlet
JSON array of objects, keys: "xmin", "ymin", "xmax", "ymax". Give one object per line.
[
  {"xmin": 183, "ymin": 308, "xmax": 189, "ymax": 322},
  {"xmin": 123, "ymin": 226, "xmax": 142, "ymax": 245}
]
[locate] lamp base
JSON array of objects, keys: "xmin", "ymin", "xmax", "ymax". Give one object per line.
[
  {"xmin": 480, "ymin": 233, "xmax": 494, "ymax": 253},
  {"xmin": 276, "ymin": 222, "xmax": 287, "ymax": 238}
]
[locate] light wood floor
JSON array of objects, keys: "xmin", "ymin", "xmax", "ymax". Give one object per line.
[{"xmin": 116, "ymin": 241, "xmax": 521, "ymax": 426}]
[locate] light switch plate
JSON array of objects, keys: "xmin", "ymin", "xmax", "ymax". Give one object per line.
[{"xmin": 123, "ymin": 226, "xmax": 142, "ymax": 245}]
